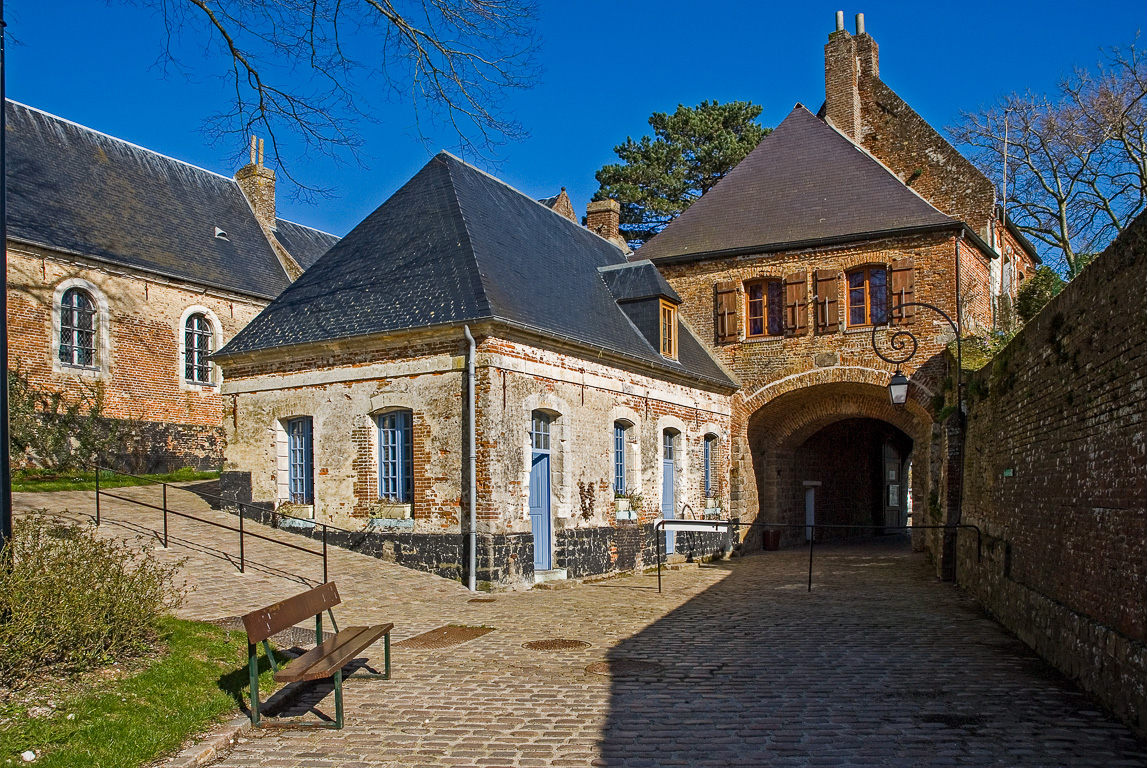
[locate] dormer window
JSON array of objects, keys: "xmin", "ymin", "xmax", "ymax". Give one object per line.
[{"xmin": 660, "ymin": 299, "xmax": 678, "ymax": 359}]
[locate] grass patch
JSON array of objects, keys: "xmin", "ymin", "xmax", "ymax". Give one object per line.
[
  {"xmin": 12, "ymin": 468, "xmax": 219, "ymax": 493},
  {"xmin": 0, "ymin": 617, "xmax": 283, "ymax": 767}
]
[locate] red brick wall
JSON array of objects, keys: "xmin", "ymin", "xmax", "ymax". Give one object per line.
[
  {"xmin": 959, "ymin": 211, "xmax": 1147, "ymax": 737},
  {"xmin": 7, "ymin": 243, "xmax": 266, "ymax": 428}
]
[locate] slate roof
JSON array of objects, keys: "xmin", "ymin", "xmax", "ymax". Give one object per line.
[
  {"xmin": 5, "ymin": 100, "xmax": 335, "ymax": 298},
  {"xmin": 273, "ymin": 219, "xmax": 340, "ymax": 269},
  {"xmin": 218, "ymin": 152, "xmax": 735, "ymax": 390},
  {"xmin": 637, "ymin": 105, "xmax": 958, "ymax": 263},
  {"xmin": 599, "ymin": 260, "xmax": 681, "ymax": 303}
]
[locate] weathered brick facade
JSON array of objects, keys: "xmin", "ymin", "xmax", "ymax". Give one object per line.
[
  {"xmin": 958, "ymin": 211, "xmax": 1147, "ymax": 738},
  {"xmin": 6, "ymin": 242, "xmax": 267, "ymax": 470},
  {"xmin": 220, "ymin": 326, "xmax": 733, "ymax": 588}
]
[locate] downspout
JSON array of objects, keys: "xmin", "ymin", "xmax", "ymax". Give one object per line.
[{"xmin": 464, "ymin": 326, "xmax": 477, "ymax": 592}]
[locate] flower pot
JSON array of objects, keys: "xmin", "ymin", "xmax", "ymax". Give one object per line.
[
  {"xmin": 615, "ymin": 508, "xmax": 637, "ymax": 521},
  {"xmin": 614, "ymin": 499, "xmax": 630, "ymax": 512}
]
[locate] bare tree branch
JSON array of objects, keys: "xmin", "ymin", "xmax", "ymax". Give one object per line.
[{"xmin": 132, "ymin": 0, "xmax": 541, "ymax": 197}]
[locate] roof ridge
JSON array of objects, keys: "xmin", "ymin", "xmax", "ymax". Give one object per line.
[
  {"xmin": 436, "ymin": 150, "xmax": 624, "ymax": 252},
  {"xmin": 440, "ymin": 155, "xmax": 497, "ymax": 320},
  {"xmin": 808, "ymin": 105, "xmax": 954, "ymax": 222},
  {"xmin": 7, "ymin": 99, "xmax": 238, "ymax": 185}
]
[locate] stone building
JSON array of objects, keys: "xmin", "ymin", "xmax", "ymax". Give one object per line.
[
  {"xmin": 215, "ymin": 153, "xmax": 736, "ymax": 588},
  {"xmin": 639, "ymin": 13, "xmax": 1039, "ymax": 558},
  {"xmin": 4, "ymin": 100, "xmax": 337, "ymax": 470}
]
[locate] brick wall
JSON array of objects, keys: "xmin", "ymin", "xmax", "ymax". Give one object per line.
[
  {"xmin": 959, "ymin": 211, "xmax": 1147, "ymax": 737},
  {"xmin": 7, "ymin": 243, "xmax": 267, "ymax": 467}
]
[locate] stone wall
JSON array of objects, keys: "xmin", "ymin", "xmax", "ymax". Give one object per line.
[
  {"xmin": 958, "ymin": 211, "xmax": 1147, "ymax": 737},
  {"xmin": 221, "ymin": 326, "xmax": 735, "ymax": 588}
]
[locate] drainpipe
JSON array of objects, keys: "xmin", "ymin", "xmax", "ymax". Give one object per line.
[{"xmin": 464, "ymin": 326, "xmax": 477, "ymax": 592}]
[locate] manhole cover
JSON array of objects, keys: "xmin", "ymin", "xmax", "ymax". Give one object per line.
[
  {"xmin": 585, "ymin": 659, "xmax": 663, "ymax": 676},
  {"xmin": 523, "ymin": 639, "xmax": 591, "ymax": 651},
  {"xmin": 468, "ymin": 597, "xmax": 497, "ymax": 603},
  {"xmin": 394, "ymin": 625, "xmax": 494, "ymax": 649}
]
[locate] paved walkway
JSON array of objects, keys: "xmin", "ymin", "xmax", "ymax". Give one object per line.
[{"xmin": 15, "ymin": 485, "xmax": 1147, "ymax": 767}]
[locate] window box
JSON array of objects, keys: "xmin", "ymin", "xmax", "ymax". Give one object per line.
[
  {"xmin": 368, "ymin": 501, "xmax": 412, "ymax": 520},
  {"xmin": 615, "ymin": 498, "xmax": 630, "ymax": 513},
  {"xmin": 615, "ymin": 508, "xmax": 638, "ymax": 521},
  {"xmin": 367, "ymin": 517, "xmax": 415, "ymax": 530},
  {"xmin": 705, "ymin": 496, "xmax": 719, "ymax": 509}
]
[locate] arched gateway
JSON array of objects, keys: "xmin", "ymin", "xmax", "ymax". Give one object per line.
[{"xmin": 740, "ymin": 374, "xmax": 933, "ymax": 550}]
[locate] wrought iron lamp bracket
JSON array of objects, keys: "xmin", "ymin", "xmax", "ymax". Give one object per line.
[{"xmin": 869, "ymin": 301, "xmax": 958, "ymax": 367}]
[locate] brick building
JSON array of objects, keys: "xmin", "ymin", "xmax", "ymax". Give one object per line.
[
  {"xmin": 216, "ymin": 153, "xmax": 736, "ymax": 588},
  {"xmin": 5, "ymin": 101, "xmax": 338, "ymax": 470},
  {"xmin": 639, "ymin": 13, "xmax": 1039, "ymax": 557}
]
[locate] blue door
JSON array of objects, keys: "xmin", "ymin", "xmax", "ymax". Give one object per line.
[
  {"xmin": 529, "ymin": 412, "xmax": 552, "ymax": 571},
  {"xmin": 662, "ymin": 431, "xmax": 676, "ymax": 553},
  {"xmin": 530, "ymin": 453, "xmax": 551, "ymax": 570}
]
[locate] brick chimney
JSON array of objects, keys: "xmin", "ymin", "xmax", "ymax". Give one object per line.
[
  {"xmin": 586, "ymin": 199, "xmax": 622, "ymax": 245},
  {"xmin": 823, "ymin": 11, "xmax": 877, "ymax": 142},
  {"xmin": 235, "ymin": 136, "xmax": 276, "ymax": 230}
]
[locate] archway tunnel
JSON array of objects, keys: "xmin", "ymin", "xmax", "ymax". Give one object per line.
[{"xmin": 745, "ymin": 381, "xmax": 934, "ymax": 550}]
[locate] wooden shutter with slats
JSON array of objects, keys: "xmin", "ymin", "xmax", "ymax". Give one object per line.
[
  {"xmin": 814, "ymin": 269, "xmax": 839, "ymax": 334},
  {"xmin": 783, "ymin": 271, "xmax": 808, "ymax": 336},
  {"xmin": 890, "ymin": 258, "xmax": 915, "ymax": 325},
  {"xmin": 715, "ymin": 281, "xmax": 739, "ymax": 343}
]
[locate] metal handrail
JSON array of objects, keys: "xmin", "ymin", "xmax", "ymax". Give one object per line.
[{"xmin": 93, "ymin": 466, "xmax": 329, "ymax": 583}]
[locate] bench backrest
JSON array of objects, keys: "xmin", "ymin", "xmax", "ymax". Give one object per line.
[{"xmin": 242, "ymin": 582, "xmax": 341, "ymax": 643}]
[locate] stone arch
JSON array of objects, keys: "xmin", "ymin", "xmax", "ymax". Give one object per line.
[{"xmin": 744, "ymin": 377, "xmax": 934, "ymax": 550}]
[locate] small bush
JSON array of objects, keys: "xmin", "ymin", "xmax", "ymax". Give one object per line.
[
  {"xmin": 1015, "ymin": 266, "xmax": 1065, "ymax": 322},
  {"xmin": 0, "ymin": 515, "xmax": 184, "ymax": 685}
]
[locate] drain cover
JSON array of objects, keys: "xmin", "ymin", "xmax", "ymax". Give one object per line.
[
  {"xmin": 394, "ymin": 625, "xmax": 494, "ymax": 649},
  {"xmin": 523, "ymin": 639, "xmax": 591, "ymax": 651},
  {"xmin": 585, "ymin": 659, "xmax": 663, "ymax": 676},
  {"xmin": 468, "ymin": 597, "xmax": 497, "ymax": 603}
]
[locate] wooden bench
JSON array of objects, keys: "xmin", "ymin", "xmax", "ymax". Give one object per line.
[{"xmin": 241, "ymin": 582, "xmax": 392, "ymax": 729}]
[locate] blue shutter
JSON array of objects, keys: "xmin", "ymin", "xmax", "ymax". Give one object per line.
[
  {"xmin": 379, "ymin": 411, "xmax": 413, "ymax": 502},
  {"xmin": 704, "ymin": 438, "xmax": 712, "ymax": 497},
  {"xmin": 288, "ymin": 418, "xmax": 314, "ymax": 504},
  {"xmin": 613, "ymin": 424, "xmax": 626, "ymax": 495}
]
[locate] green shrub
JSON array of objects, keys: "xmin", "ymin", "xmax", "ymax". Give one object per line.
[
  {"xmin": 0, "ymin": 515, "xmax": 184, "ymax": 685},
  {"xmin": 8, "ymin": 369, "xmax": 120, "ymax": 473},
  {"xmin": 1015, "ymin": 266, "xmax": 1065, "ymax": 322}
]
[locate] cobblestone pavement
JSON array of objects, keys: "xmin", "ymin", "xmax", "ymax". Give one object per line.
[{"xmin": 16, "ymin": 485, "xmax": 1147, "ymax": 767}]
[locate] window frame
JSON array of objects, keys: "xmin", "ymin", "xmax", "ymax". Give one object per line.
[
  {"xmin": 744, "ymin": 278, "xmax": 784, "ymax": 339},
  {"xmin": 846, "ymin": 265, "xmax": 889, "ymax": 328},
  {"xmin": 613, "ymin": 422, "xmax": 629, "ymax": 495},
  {"xmin": 286, "ymin": 417, "xmax": 314, "ymax": 505},
  {"xmin": 703, "ymin": 435, "xmax": 717, "ymax": 497},
  {"xmin": 184, "ymin": 312, "xmax": 214, "ymax": 385},
  {"xmin": 58, "ymin": 287, "xmax": 98, "ymax": 369},
  {"xmin": 659, "ymin": 299, "xmax": 678, "ymax": 359},
  {"xmin": 530, "ymin": 411, "xmax": 551, "ymax": 453},
  {"xmin": 377, "ymin": 410, "xmax": 414, "ymax": 503}
]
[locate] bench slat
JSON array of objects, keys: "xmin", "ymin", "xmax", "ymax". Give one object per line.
[
  {"xmin": 242, "ymin": 582, "xmax": 341, "ymax": 643},
  {"xmin": 274, "ymin": 623, "xmax": 393, "ymax": 683}
]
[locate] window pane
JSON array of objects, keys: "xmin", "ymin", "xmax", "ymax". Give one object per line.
[
  {"xmin": 849, "ymin": 286, "xmax": 866, "ymax": 326},
  {"xmin": 747, "ymin": 282, "xmax": 764, "ymax": 337},
  {"xmin": 869, "ymin": 268, "xmax": 888, "ymax": 324},
  {"xmin": 767, "ymin": 281, "xmax": 784, "ymax": 336},
  {"xmin": 614, "ymin": 424, "xmax": 626, "ymax": 495},
  {"xmin": 60, "ymin": 288, "xmax": 97, "ymax": 367},
  {"xmin": 379, "ymin": 411, "xmax": 412, "ymax": 502},
  {"xmin": 704, "ymin": 438, "xmax": 712, "ymax": 496}
]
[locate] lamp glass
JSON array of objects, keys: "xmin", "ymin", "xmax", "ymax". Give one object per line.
[{"xmin": 888, "ymin": 371, "xmax": 909, "ymax": 406}]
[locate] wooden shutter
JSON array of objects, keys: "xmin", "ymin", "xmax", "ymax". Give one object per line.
[
  {"xmin": 783, "ymin": 271, "xmax": 807, "ymax": 336},
  {"xmin": 890, "ymin": 258, "xmax": 915, "ymax": 325},
  {"xmin": 814, "ymin": 269, "xmax": 839, "ymax": 334},
  {"xmin": 714, "ymin": 281, "xmax": 739, "ymax": 343}
]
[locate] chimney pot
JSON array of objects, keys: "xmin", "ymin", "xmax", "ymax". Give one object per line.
[
  {"xmin": 835, "ymin": 10, "xmax": 844, "ymax": 31},
  {"xmin": 855, "ymin": 12, "xmax": 865, "ymax": 35},
  {"xmin": 586, "ymin": 199, "xmax": 624, "ymax": 248},
  {"xmin": 236, "ymin": 136, "xmax": 277, "ymax": 230}
]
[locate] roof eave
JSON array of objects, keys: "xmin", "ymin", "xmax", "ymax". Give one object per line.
[{"xmin": 644, "ymin": 222, "xmax": 986, "ymax": 266}]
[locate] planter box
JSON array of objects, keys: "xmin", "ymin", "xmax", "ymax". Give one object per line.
[
  {"xmin": 614, "ymin": 499, "xmax": 630, "ymax": 512},
  {"xmin": 366, "ymin": 517, "xmax": 415, "ymax": 530},
  {"xmin": 615, "ymin": 509, "xmax": 637, "ymax": 521},
  {"xmin": 278, "ymin": 517, "xmax": 316, "ymax": 530},
  {"xmin": 705, "ymin": 497, "xmax": 719, "ymax": 509}
]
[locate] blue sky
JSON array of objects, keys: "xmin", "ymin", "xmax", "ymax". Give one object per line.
[{"xmin": 7, "ymin": 1, "xmax": 1144, "ymax": 237}]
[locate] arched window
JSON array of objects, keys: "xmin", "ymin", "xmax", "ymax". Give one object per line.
[
  {"xmin": 846, "ymin": 266, "xmax": 888, "ymax": 327},
  {"xmin": 184, "ymin": 313, "xmax": 214, "ymax": 384},
  {"xmin": 704, "ymin": 434, "xmax": 718, "ymax": 497},
  {"xmin": 59, "ymin": 288, "xmax": 97, "ymax": 367},
  {"xmin": 613, "ymin": 421, "xmax": 630, "ymax": 495},
  {"xmin": 378, "ymin": 410, "xmax": 413, "ymax": 502}
]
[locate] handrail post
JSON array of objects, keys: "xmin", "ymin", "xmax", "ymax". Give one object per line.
[
  {"xmin": 239, "ymin": 503, "xmax": 245, "ymax": 574},
  {"xmin": 807, "ymin": 525, "xmax": 815, "ymax": 593},
  {"xmin": 322, "ymin": 524, "xmax": 328, "ymax": 583},
  {"xmin": 162, "ymin": 483, "xmax": 169, "ymax": 549},
  {"xmin": 656, "ymin": 520, "xmax": 663, "ymax": 594},
  {"xmin": 94, "ymin": 465, "xmax": 101, "ymax": 527}
]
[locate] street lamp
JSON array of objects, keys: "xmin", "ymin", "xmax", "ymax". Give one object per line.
[{"xmin": 888, "ymin": 370, "xmax": 910, "ymax": 405}]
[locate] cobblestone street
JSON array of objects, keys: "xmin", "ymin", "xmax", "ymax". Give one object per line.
[{"xmin": 16, "ymin": 484, "xmax": 1147, "ymax": 767}]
